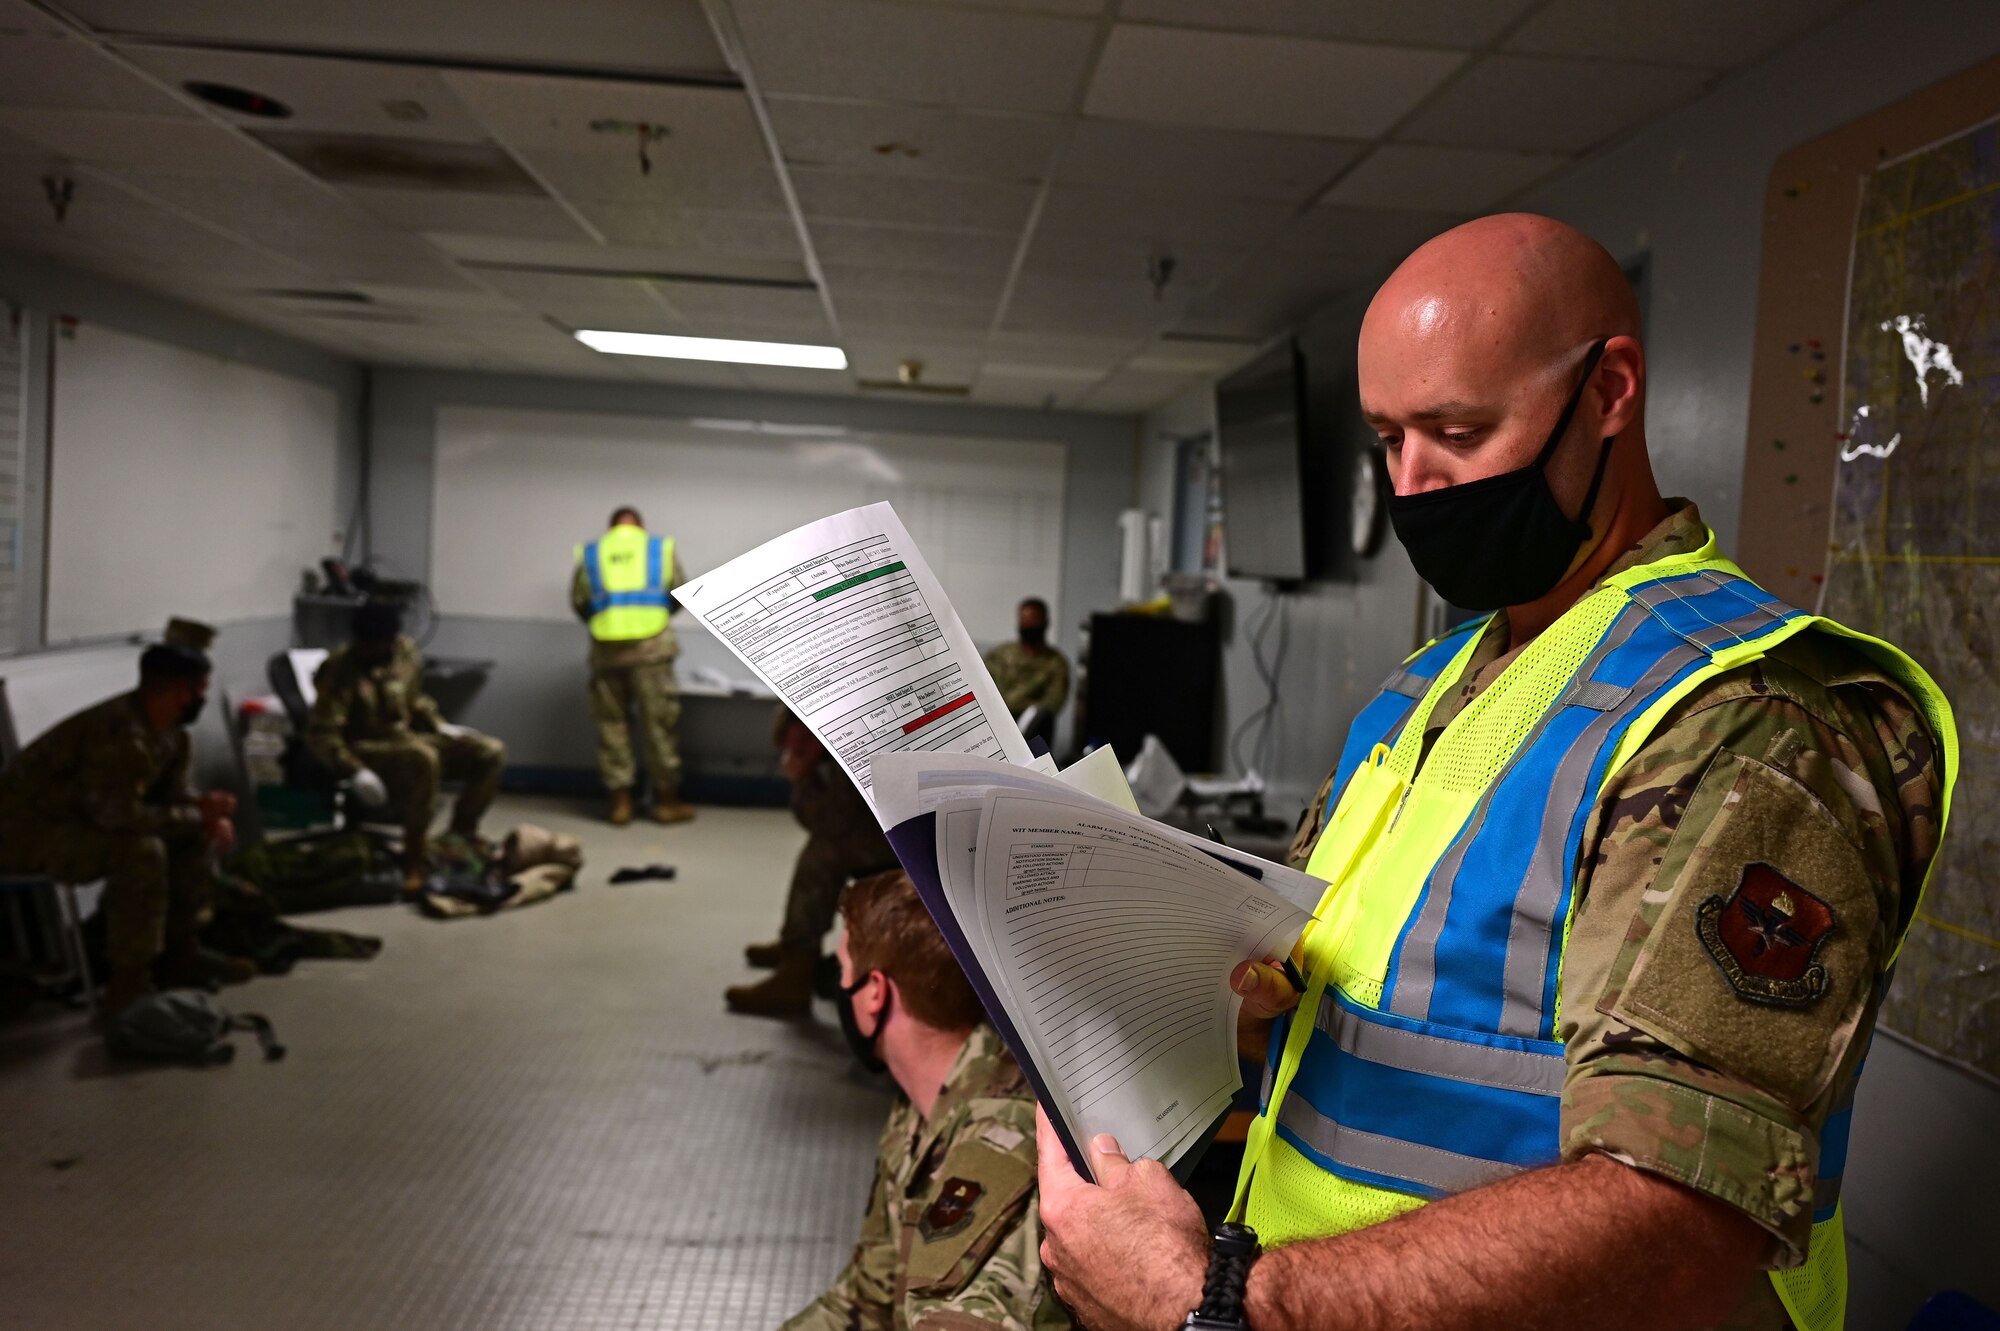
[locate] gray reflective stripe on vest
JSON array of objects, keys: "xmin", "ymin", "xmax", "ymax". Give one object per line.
[
  {"xmin": 1275, "ymin": 1096, "xmax": 1523, "ymax": 1194},
  {"xmin": 1314, "ymin": 991, "xmax": 1566, "ymax": 1095},
  {"xmin": 1497, "ymin": 585, "xmax": 1804, "ymax": 1036},
  {"xmin": 1388, "ymin": 604, "xmax": 1654, "ymax": 1021},
  {"xmin": 1384, "ymin": 666, "xmax": 1431, "ymax": 698}
]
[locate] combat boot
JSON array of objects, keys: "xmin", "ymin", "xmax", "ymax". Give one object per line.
[
  {"xmin": 724, "ymin": 951, "xmax": 815, "ymax": 1018},
  {"xmin": 743, "ymin": 939, "xmax": 784, "ymax": 969},
  {"xmin": 607, "ymin": 788, "xmax": 634, "ymax": 826},
  {"xmin": 652, "ymin": 781, "xmax": 696, "ymax": 824}
]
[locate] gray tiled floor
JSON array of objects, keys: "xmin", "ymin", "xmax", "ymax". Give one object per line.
[{"xmin": 0, "ymin": 796, "xmax": 892, "ymax": 1331}]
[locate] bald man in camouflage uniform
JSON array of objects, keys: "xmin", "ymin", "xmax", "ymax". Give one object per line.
[
  {"xmin": 784, "ymin": 871, "xmax": 1070, "ymax": 1331},
  {"xmin": 1279, "ymin": 501, "xmax": 1944, "ymax": 1327}
]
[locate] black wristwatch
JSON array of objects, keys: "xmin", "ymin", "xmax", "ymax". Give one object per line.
[{"xmin": 1184, "ymin": 1222, "xmax": 1260, "ymax": 1330}]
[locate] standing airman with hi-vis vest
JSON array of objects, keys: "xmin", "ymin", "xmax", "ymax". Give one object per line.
[
  {"xmin": 1029, "ymin": 214, "xmax": 1955, "ymax": 1331},
  {"xmin": 571, "ymin": 505, "xmax": 692, "ymax": 826}
]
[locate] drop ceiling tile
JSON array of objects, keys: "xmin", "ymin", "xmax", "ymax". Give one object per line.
[
  {"xmin": 732, "ymin": 0, "xmax": 1098, "ymax": 113},
  {"xmin": 1084, "ymin": 26, "xmax": 1464, "ymax": 138},
  {"xmin": 910, "ymin": 0, "xmax": 1108, "ymax": 14},
  {"xmin": 344, "ymin": 186, "xmax": 588, "ymax": 240},
  {"xmin": 1018, "ymin": 234, "xmax": 1246, "ymax": 293},
  {"xmin": 1126, "ymin": 339, "xmax": 1261, "ymax": 375},
  {"xmin": 574, "ymin": 205, "xmax": 804, "ymax": 257},
  {"xmin": 1080, "ymin": 366, "xmax": 1200, "ymax": 413},
  {"xmin": 1322, "ymin": 144, "xmax": 1569, "ymax": 212},
  {"xmin": 0, "ymin": 108, "xmax": 280, "ymax": 174},
  {"xmin": 734, "ymin": 363, "xmax": 858, "ymax": 395},
  {"xmin": 1059, "ymin": 119, "xmax": 1360, "ymax": 202},
  {"xmin": 0, "ymin": 1, "xmax": 67, "ymax": 37},
  {"xmin": 1505, "ymin": 0, "xmax": 1855, "ymax": 70},
  {"xmin": 432, "ymin": 236, "xmax": 813, "ymax": 293},
  {"xmin": 349, "ymin": 284, "xmax": 520, "ymax": 313},
  {"xmin": 765, "ymin": 100, "xmax": 1060, "ymax": 183},
  {"xmin": 821, "ymin": 264, "xmax": 1007, "ymax": 307},
  {"xmin": 1272, "ymin": 204, "xmax": 1461, "ymax": 259},
  {"xmin": 1035, "ymin": 182, "xmax": 1293, "ymax": 249},
  {"xmin": 970, "ymin": 375, "xmax": 1093, "ymax": 410},
  {"xmin": 650, "ymin": 281, "xmax": 826, "ymax": 330},
  {"xmin": 986, "ymin": 328, "xmax": 1138, "ymax": 366},
  {"xmin": 65, "ymin": 0, "xmax": 732, "ymax": 81},
  {"xmin": 0, "ymin": 35, "xmax": 194, "ymax": 116},
  {"xmin": 1003, "ymin": 273, "xmax": 1188, "ymax": 337},
  {"xmin": 835, "ymin": 291, "xmax": 997, "ymax": 336},
  {"xmin": 843, "ymin": 340, "xmax": 984, "ymax": 385},
  {"xmin": 807, "ymin": 220, "xmax": 1019, "ymax": 274},
  {"xmin": 446, "ymin": 73, "xmax": 786, "ymax": 211},
  {"xmin": 116, "ymin": 45, "xmax": 491, "ymax": 141},
  {"xmin": 471, "ymin": 267, "xmax": 674, "ymax": 328},
  {"xmin": 1178, "ymin": 250, "xmax": 1381, "ymax": 337},
  {"xmin": 1119, "ymin": 0, "xmax": 1537, "ymax": 47},
  {"xmin": 97, "ymin": 166, "xmax": 369, "ymax": 249},
  {"xmin": 792, "ymin": 168, "xmax": 1040, "ymax": 230},
  {"xmin": 1398, "ymin": 54, "xmax": 1710, "ymax": 153}
]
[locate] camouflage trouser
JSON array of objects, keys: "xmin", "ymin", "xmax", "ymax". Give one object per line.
[
  {"xmin": 0, "ymin": 820, "xmax": 209, "ymax": 969},
  {"xmin": 778, "ymin": 832, "xmax": 899, "ymax": 954},
  {"xmin": 354, "ymin": 731, "xmax": 506, "ymax": 856},
  {"xmin": 590, "ymin": 660, "xmax": 681, "ymax": 793}
]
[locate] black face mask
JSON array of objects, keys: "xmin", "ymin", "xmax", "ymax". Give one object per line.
[
  {"xmin": 1387, "ymin": 340, "xmax": 1613, "ymax": 612},
  {"xmin": 1018, "ymin": 624, "xmax": 1047, "ymax": 648},
  {"xmin": 837, "ymin": 972, "xmax": 889, "ymax": 1075},
  {"xmin": 178, "ymin": 695, "xmax": 207, "ymax": 728}
]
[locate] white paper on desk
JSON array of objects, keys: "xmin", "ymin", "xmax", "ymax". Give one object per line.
[
  {"xmin": 674, "ymin": 503, "xmax": 1031, "ymax": 821},
  {"xmin": 954, "ymin": 792, "xmax": 1312, "ymax": 1170}
]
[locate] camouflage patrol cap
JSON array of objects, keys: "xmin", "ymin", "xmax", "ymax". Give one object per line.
[{"xmin": 163, "ymin": 617, "xmax": 217, "ymax": 652}]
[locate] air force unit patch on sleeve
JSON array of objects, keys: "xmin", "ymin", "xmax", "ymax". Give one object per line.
[
  {"xmin": 1697, "ymin": 863, "xmax": 1837, "ymax": 1006},
  {"xmin": 919, "ymin": 1177, "xmax": 983, "ymax": 1242}
]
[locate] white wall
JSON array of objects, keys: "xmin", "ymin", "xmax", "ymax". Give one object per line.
[
  {"xmin": 0, "ymin": 252, "xmax": 366, "ymax": 723},
  {"xmin": 369, "ymin": 367, "xmax": 1136, "ymax": 773}
]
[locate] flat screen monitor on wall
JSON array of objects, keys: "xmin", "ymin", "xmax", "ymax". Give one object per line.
[{"xmin": 1215, "ymin": 338, "xmax": 1310, "ymax": 584}]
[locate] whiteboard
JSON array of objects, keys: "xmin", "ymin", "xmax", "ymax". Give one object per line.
[
  {"xmin": 47, "ymin": 322, "xmax": 340, "ymax": 643},
  {"xmin": 431, "ymin": 406, "xmax": 1067, "ymax": 642}
]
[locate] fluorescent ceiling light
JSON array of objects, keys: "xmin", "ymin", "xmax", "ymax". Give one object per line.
[{"xmin": 575, "ymin": 329, "xmax": 846, "ymax": 370}]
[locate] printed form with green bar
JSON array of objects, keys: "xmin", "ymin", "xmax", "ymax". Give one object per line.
[{"xmin": 675, "ymin": 502, "xmax": 1035, "ymax": 817}]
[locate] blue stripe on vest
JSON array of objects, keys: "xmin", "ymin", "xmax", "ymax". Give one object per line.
[
  {"xmin": 1815, "ymin": 1102, "xmax": 1853, "ymax": 1223},
  {"xmin": 1283, "ymin": 1019, "xmax": 1560, "ymax": 1183},
  {"xmin": 583, "ymin": 541, "xmax": 607, "ymax": 614},
  {"xmin": 600, "ymin": 590, "xmax": 671, "ymax": 609},
  {"xmin": 646, "ymin": 536, "xmax": 664, "ymax": 592}
]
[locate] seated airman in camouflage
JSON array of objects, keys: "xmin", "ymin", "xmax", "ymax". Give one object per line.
[
  {"xmin": 783, "ymin": 869, "xmax": 1071, "ymax": 1331},
  {"xmin": 982, "ymin": 598, "xmax": 1069, "ymax": 752},
  {"xmin": 0, "ymin": 619, "xmax": 248, "ymax": 1018},
  {"xmin": 307, "ymin": 600, "xmax": 505, "ymax": 894}
]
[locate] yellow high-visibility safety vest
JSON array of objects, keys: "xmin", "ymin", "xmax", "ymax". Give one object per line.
[
  {"xmin": 576, "ymin": 526, "xmax": 673, "ymax": 642},
  {"xmin": 1231, "ymin": 532, "xmax": 1956, "ymax": 1331}
]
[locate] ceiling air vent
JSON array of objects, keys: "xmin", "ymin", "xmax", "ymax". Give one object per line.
[{"xmin": 250, "ymin": 132, "xmax": 544, "ymax": 195}]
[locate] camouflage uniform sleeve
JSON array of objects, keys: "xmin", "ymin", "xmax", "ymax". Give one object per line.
[
  {"xmin": 1285, "ymin": 763, "xmax": 1341, "ymax": 871},
  {"xmin": 400, "ymin": 640, "xmax": 446, "ymax": 732},
  {"xmin": 1557, "ymin": 642, "xmax": 1943, "ymax": 1265},
  {"xmin": 306, "ymin": 660, "xmax": 363, "ymax": 777},
  {"xmin": 81, "ymin": 731, "xmax": 202, "ymax": 836},
  {"xmin": 901, "ymin": 1106, "xmax": 1070, "ymax": 1331},
  {"xmin": 1036, "ymin": 654, "xmax": 1069, "ymax": 716},
  {"xmin": 570, "ymin": 562, "xmax": 594, "ymax": 624},
  {"xmin": 782, "ymin": 1118, "xmax": 900, "ymax": 1331}
]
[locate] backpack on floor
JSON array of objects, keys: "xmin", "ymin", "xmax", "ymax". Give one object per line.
[{"xmin": 104, "ymin": 989, "xmax": 286, "ymax": 1066}]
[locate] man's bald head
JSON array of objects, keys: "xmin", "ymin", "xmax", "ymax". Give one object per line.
[
  {"xmin": 1359, "ymin": 213, "xmax": 1666, "ymax": 627},
  {"xmin": 1362, "ymin": 213, "xmax": 1640, "ymax": 397}
]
